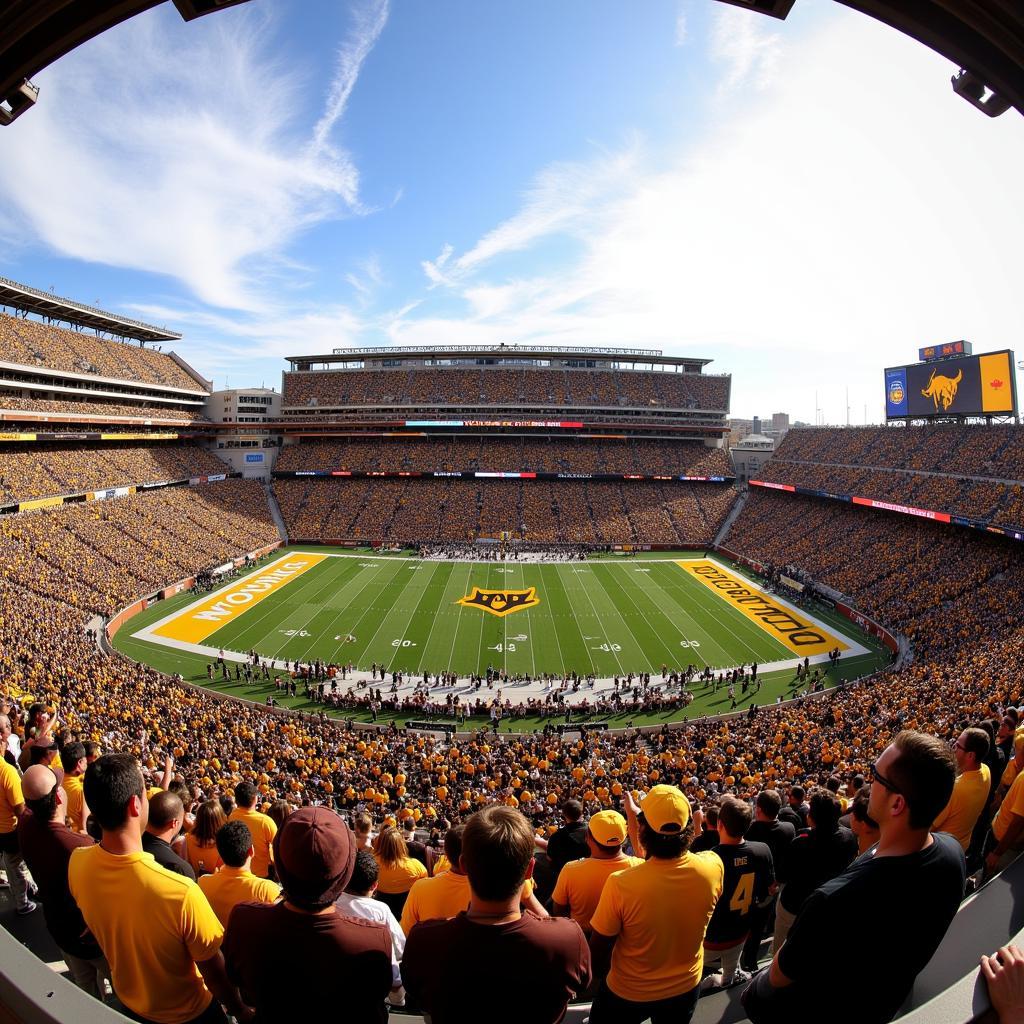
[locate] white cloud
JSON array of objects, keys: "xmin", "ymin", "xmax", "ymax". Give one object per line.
[
  {"xmin": 129, "ymin": 300, "xmax": 366, "ymax": 384},
  {"xmin": 422, "ymin": 243, "xmax": 455, "ymax": 288},
  {"xmin": 420, "ymin": 147, "xmax": 640, "ymax": 289},
  {"xmin": 399, "ymin": 8, "xmax": 1024, "ymax": 424},
  {"xmin": 710, "ymin": 5, "xmax": 783, "ymax": 94},
  {"xmin": 0, "ymin": 3, "xmax": 387, "ymax": 312},
  {"xmin": 310, "ymin": 0, "xmax": 390, "ymax": 163},
  {"xmin": 675, "ymin": 6, "xmax": 688, "ymax": 47}
]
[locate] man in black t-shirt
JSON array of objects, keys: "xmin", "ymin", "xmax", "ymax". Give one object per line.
[
  {"xmin": 742, "ymin": 790, "xmax": 795, "ymax": 971},
  {"xmin": 771, "ymin": 788, "xmax": 856, "ymax": 953},
  {"xmin": 743, "ymin": 731, "xmax": 966, "ymax": 1024},
  {"xmin": 402, "ymin": 817, "xmax": 428, "ymax": 867},
  {"xmin": 703, "ymin": 796, "xmax": 774, "ymax": 989},
  {"xmin": 546, "ymin": 799, "xmax": 590, "ymax": 878},
  {"xmin": 690, "ymin": 803, "xmax": 721, "ymax": 853},
  {"xmin": 141, "ymin": 791, "xmax": 195, "ymax": 880},
  {"xmin": 778, "ymin": 785, "xmax": 807, "ymax": 831}
]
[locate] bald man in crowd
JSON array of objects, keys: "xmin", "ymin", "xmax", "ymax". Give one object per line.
[{"xmin": 17, "ymin": 765, "xmax": 109, "ymax": 998}]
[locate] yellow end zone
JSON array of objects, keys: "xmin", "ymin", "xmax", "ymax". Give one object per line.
[
  {"xmin": 152, "ymin": 553, "xmax": 328, "ymax": 644},
  {"xmin": 677, "ymin": 560, "xmax": 848, "ymax": 657}
]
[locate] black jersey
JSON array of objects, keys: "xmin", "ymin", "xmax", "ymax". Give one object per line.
[{"xmin": 704, "ymin": 840, "xmax": 774, "ymax": 947}]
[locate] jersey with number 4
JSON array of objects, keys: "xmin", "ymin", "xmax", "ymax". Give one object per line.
[{"xmin": 704, "ymin": 840, "xmax": 774, "ymax": 947}]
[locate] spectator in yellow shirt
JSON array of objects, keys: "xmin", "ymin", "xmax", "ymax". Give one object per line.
[
  {"xmin": 0, "ymin": 718, "xmax": 35, "ymax": 915},
  {"xmin": 228, "ymin": 782, "xmax": 276, "ymax": 880},
  {"xmin": 552, "ymin": 810, "xmax": 643, "ymax": 934},
  {"xmin": 60, "ymin": 741, "xmax": 90, "ymax": 835},
  {"xmin": 69, "ymin": 753, "xmax": 251, "ymax": 1024},
  {"xmin": 199, "ymin": 822, "xmax": 281, "ymax": 927},
  {"xmin": 401, "ymin": 823, "xmax": 547, "ymax": 934},
  {"xmin": 987, "ymin": 760, "xmax": 1024, "ymax": 876},
  {"xmin": 933, "ymin": 727, "xmax": 991, "ymax": 853},
  {"xmin": 374, "ymin": 825, "xmax": 427, "ymax": 917},
  {"xmin": 589, "ymin": 785, "xmax": 724, "ymax": 1024}
]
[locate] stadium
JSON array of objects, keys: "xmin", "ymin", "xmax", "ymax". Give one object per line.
[{"xmin": 1, "ymin": 3, "xmax": 1023, "ymax": 1024}]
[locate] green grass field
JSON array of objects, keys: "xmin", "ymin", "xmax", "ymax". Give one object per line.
[{"xmin": 114, "ymin": 548, "xmax": 891, "ymax": 730}]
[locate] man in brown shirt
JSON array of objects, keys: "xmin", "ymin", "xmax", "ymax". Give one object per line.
[
  {"xmin": 222, "ymin": 807, "xmax": 393, "ymax": 1023},
  {"xmin": 402, "ymin": 805, "xmax": 591, "ymax": 1023},
  {"xmin": 18, "ymin": 765, "xmax": 109, "ymax": 998}
]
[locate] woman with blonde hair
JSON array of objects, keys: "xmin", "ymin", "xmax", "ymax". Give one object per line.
[
  {"xmin": 373, "ymin": 825, "xmax": 426, "ymax": 916},
  {"xmin": 184, "ymin": 799, "xmax": 226, "ymax": 876}
]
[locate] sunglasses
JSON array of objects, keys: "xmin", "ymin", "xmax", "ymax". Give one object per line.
[{"xmin": 871, "ymin": 763, "xmax": 902, "ymax": 795}]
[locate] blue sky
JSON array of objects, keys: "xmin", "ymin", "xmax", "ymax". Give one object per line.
[{"xmin": 1, "ymin": 0, "xmax": 1022, "ymax": 423}]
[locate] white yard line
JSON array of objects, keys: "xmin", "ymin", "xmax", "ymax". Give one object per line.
[
  {"xmin": 371, "ymin": 561, "xmax": 442, "ymax": 672},
  {"xmin": 442, "ymin": 563, "xmax": 473, "ymax": 674},
  {"xmin": 597, "ymin": 565, "xmax": 694, "ymax": 672},
  {"xmin": 574, "ymin": 570, "xmax": 627, "ymax": 676}
]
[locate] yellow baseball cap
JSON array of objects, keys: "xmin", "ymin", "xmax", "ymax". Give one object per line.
[
  {"xmin": 641, "ymin": 784, "xmax": 691, "ymax": 834},
  {"xmin": 588, "ymin": 810, "xmax": 627, "ymax": 847}
]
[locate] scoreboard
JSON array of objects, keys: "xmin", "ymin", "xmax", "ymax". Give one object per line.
[
  {"xmin": 918, "ymin": 341, "xmax": 971, "ymax": 362},
  {"xmin": 885, "ymin": 349, "xmax": 1017, "ymax": 419}
]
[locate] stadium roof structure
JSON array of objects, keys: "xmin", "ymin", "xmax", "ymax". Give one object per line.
[
  {"xmin": 0, "ymin": 275, "xmax": 180, "ymax": 343},
  {"xmin": 0, "ymin": 0, "xmax": 252, "ymax": 124},
  {"xmin": 716, "ymin": 0, "xmax": 1024, "ymax": 118},
  {"xmin": 288, "ymin": 345, "xmax": 714, "ymax": 372}
]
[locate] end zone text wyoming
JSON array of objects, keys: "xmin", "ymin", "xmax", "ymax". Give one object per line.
[{"xmin": 678, "ymin": 560, "xmax": 847, "ymax": 657}]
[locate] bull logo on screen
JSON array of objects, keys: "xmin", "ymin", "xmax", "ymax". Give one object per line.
[
  {"xmin": 921, "ymin": 368, "xmax": 962, "ymax": 412},
  {"xmin": 458, "ymin": 587, "xmax": 540, "ymax": 617}
]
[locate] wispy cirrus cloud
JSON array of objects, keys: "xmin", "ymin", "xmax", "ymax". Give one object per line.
[
  {"xmin": 421, "ymin": 146, "xmax": 641, "ymax": 289},
  {"xmin": 310, "ymin": 0, "xmax": 389, "ymax": 168},
  {"xmin": 0, "ymin": 1, "xmax": 388, "ymax": 313}
]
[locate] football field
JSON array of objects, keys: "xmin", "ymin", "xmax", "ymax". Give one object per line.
[{"xmin": 128, "ymin": 548, "xmax": 869, "ymax": 680}]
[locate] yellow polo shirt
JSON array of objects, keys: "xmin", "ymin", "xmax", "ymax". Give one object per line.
[
  {"xmin": 228, "ymin": 807, "xmax": 277, "ymax": 878},
  {"xmin": 999, "ymin": 728, "xmax": 1024, "ymax": 791},
  {"xmin": 62, "ymin": 773, "xmax": 87, "ymax": 833},
  {"xmin": 68, "ymin": 846, "xmax": 223, "ymax": 1024},
  {"xmin": 401, "ymin": 869, "xmax": 471, "ymax": 933},
  {"xmin": 993, "ymin": 771, "xmax": 1024, "ymax": 844},
  {"xmin": 590, "ymin": 851, "xmax": 724, "ymax": 1002},
  {"xmin": 198, "ymin": 865, "xmax": 281, "ymax": 926},
  {"xmin": 552, "ymin": 854, "xmax": 644, "ymax": 933},
  {"xmin": 932, "ymin": 764, "xmax": 990, "ymax": 851},
  {"xmin": 0, "ymin": 760, "xmax": 23, "ymax": 833}
]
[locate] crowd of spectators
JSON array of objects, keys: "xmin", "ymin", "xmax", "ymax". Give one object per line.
[
  {"xmin": 775, "ymin": 425, "xmax": 1024, "ymax": 479},
  {"xmin": 275, "ymin": 436, "xmax": 734, "ymax": 477},
  {"xmin": 0, "ymin": 443, "xmax": 228, "ymax": 505},
  {"xmin": 726, "ymin": 489, "xmax": 1024, "ymax": 661},
  {"xmin": 0, "ymin": 454, "xmax": 1022, "ymax": 1021},
  {"xmin": 281, "ymin": 367, "xmax": 731, "ymax": 412},
  {"xmin": 0, "ymin": 395, "xmax": 208, "ymax": 423},
  {"xmin": 763, "ymin": 425, "xmax": 1024, "ymax": 526},
  {"xmin": 0, "ymin": 314, "xmax": 205, "ymax": 392},
  {"xmin": 275, "ymin": 478, "xmax": 737, "ymax": 546},
  {"xmin": 0, "ymin": 479, "xmax": 278, "ymax": 615}
]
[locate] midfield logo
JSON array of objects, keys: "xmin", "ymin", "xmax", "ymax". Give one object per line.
[{"xmin": 458, "ymin": 587, "xmax": 540, "ymax": 617}]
